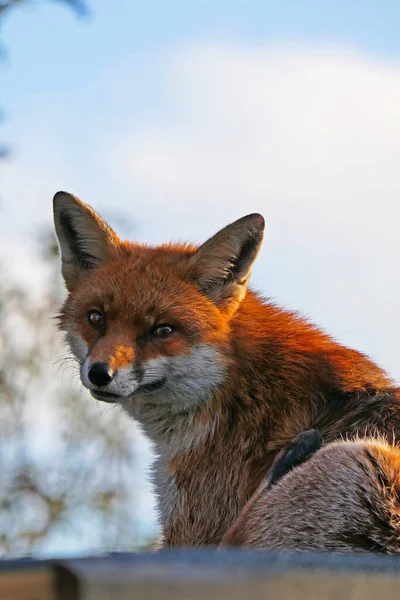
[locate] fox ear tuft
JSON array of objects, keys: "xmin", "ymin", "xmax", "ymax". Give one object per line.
[
  {"xmin": 190, "ymin": 213, "xmax": 264, "ymax": 312},
  {"xmin": 53, "ymin": 191, "xmax": 119, "ymax": 291}
]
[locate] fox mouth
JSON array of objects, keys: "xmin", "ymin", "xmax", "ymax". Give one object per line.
[
  {"xmin": 90, "ymin": 377, "xmax": 167, "ymax": 403},
  {"xmin": 90, "ymin": 390, "xmax": 121, "ymax": 403}
]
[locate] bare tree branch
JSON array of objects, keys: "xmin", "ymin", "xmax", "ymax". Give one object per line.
[{"xmin": 0, "ymin": 0, "xmax": 89, "ymax": 162}]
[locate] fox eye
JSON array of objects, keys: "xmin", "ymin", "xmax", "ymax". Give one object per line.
[
  {"xmin": 151, "ymin": 324, "xmax": 174, "ymax": 338},
  {"xmin": 87, "ymin": 310, "xmax": 105, "ymax": 330}
]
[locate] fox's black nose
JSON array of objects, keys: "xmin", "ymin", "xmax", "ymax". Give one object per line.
[{"xmin": 88, "ymin": 362, "xmax": 114, "ymax": 387}]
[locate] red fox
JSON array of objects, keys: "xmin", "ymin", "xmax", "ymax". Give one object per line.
[{"xmin": 53, "ymin": 191, "xmax": 400, "ymax": 552}]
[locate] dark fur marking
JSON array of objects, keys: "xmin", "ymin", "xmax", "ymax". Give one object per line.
[
  {"xmin": 365, "ymin": 450, "xmax": 392, "ymax": 493},
  {"xmin": 313, "ymin": 387, "xmax": 400, "ymax": 441},
  {"xmin": 337, "ymin": 532, "xmax": 388, "ymax": 553},
  {"xmin": 265, "ymin": 429, "xmax": 322, "ymax": 488}
]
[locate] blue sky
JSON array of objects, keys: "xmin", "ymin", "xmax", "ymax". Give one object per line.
[
  {"xmin": 3, "ymin": 0, "xmax": 400, "ymax": 115},
  {"xmin": 3, "ymin": 0, "xmax": 400, "ymax": 554}
]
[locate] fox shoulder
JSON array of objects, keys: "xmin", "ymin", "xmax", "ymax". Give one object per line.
[{"xmin": 221, "ymin": 434, "xmax": 400, "ymax": 553}]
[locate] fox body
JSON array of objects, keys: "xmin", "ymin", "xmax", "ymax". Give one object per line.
[{"xmin": 53, "ymin": 191, "xmax": 400, "ymax": 551}]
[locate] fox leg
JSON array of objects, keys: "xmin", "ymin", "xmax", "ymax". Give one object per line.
[{"xmin": 221, "ymin": 434, "xmax": 400, "ymax": 553}]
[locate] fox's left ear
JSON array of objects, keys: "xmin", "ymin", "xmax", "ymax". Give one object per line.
[
  {"xmin": 190, "ymin": 213, "xmax": 264, "ymax": 313},
  {"xmin": 53, "ymin": 191, "xmax": 120, "ymax": 291}
]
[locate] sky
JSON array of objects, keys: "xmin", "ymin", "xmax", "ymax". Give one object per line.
[{"xmin": 2, "ymin": 0, "xmax": 400, "ymax": 553}]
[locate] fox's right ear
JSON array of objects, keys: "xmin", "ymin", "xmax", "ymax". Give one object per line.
[
  {"xmin": 53, "ymin": 191, "xmax": 120, "ymax": 291},
  {"xmin": 190, "ymin": 213, "xmax": 265, "ymax": 315}
]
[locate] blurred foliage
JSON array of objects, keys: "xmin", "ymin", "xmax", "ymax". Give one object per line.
[{"xmin": 0, "ymin": 239, "xmax": 148, "ymax": 556}]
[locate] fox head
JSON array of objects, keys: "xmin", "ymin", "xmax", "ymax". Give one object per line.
[{"xmin": 53, "ymin": 192, "xmax": 264, "ymax": 431}]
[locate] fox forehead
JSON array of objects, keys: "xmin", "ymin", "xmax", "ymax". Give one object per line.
[{"xmin": 76, "ymin": 245, "xmax": 194, "ymax": 306}]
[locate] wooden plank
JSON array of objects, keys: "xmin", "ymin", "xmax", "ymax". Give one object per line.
[
  {"xmin": 4, "ymin": 550, "xmax": 400, "ymax": 599},
  {"xmin": 77, "ymin": 573, "xmax": 400, "ymax": 600},
  {"xmin": 0, "ymin": 565, "xmax": 55, "ymax": 600},
  {"xmin": 58, "ymin": 550, "xmax": 400, "ymax": 600}
]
